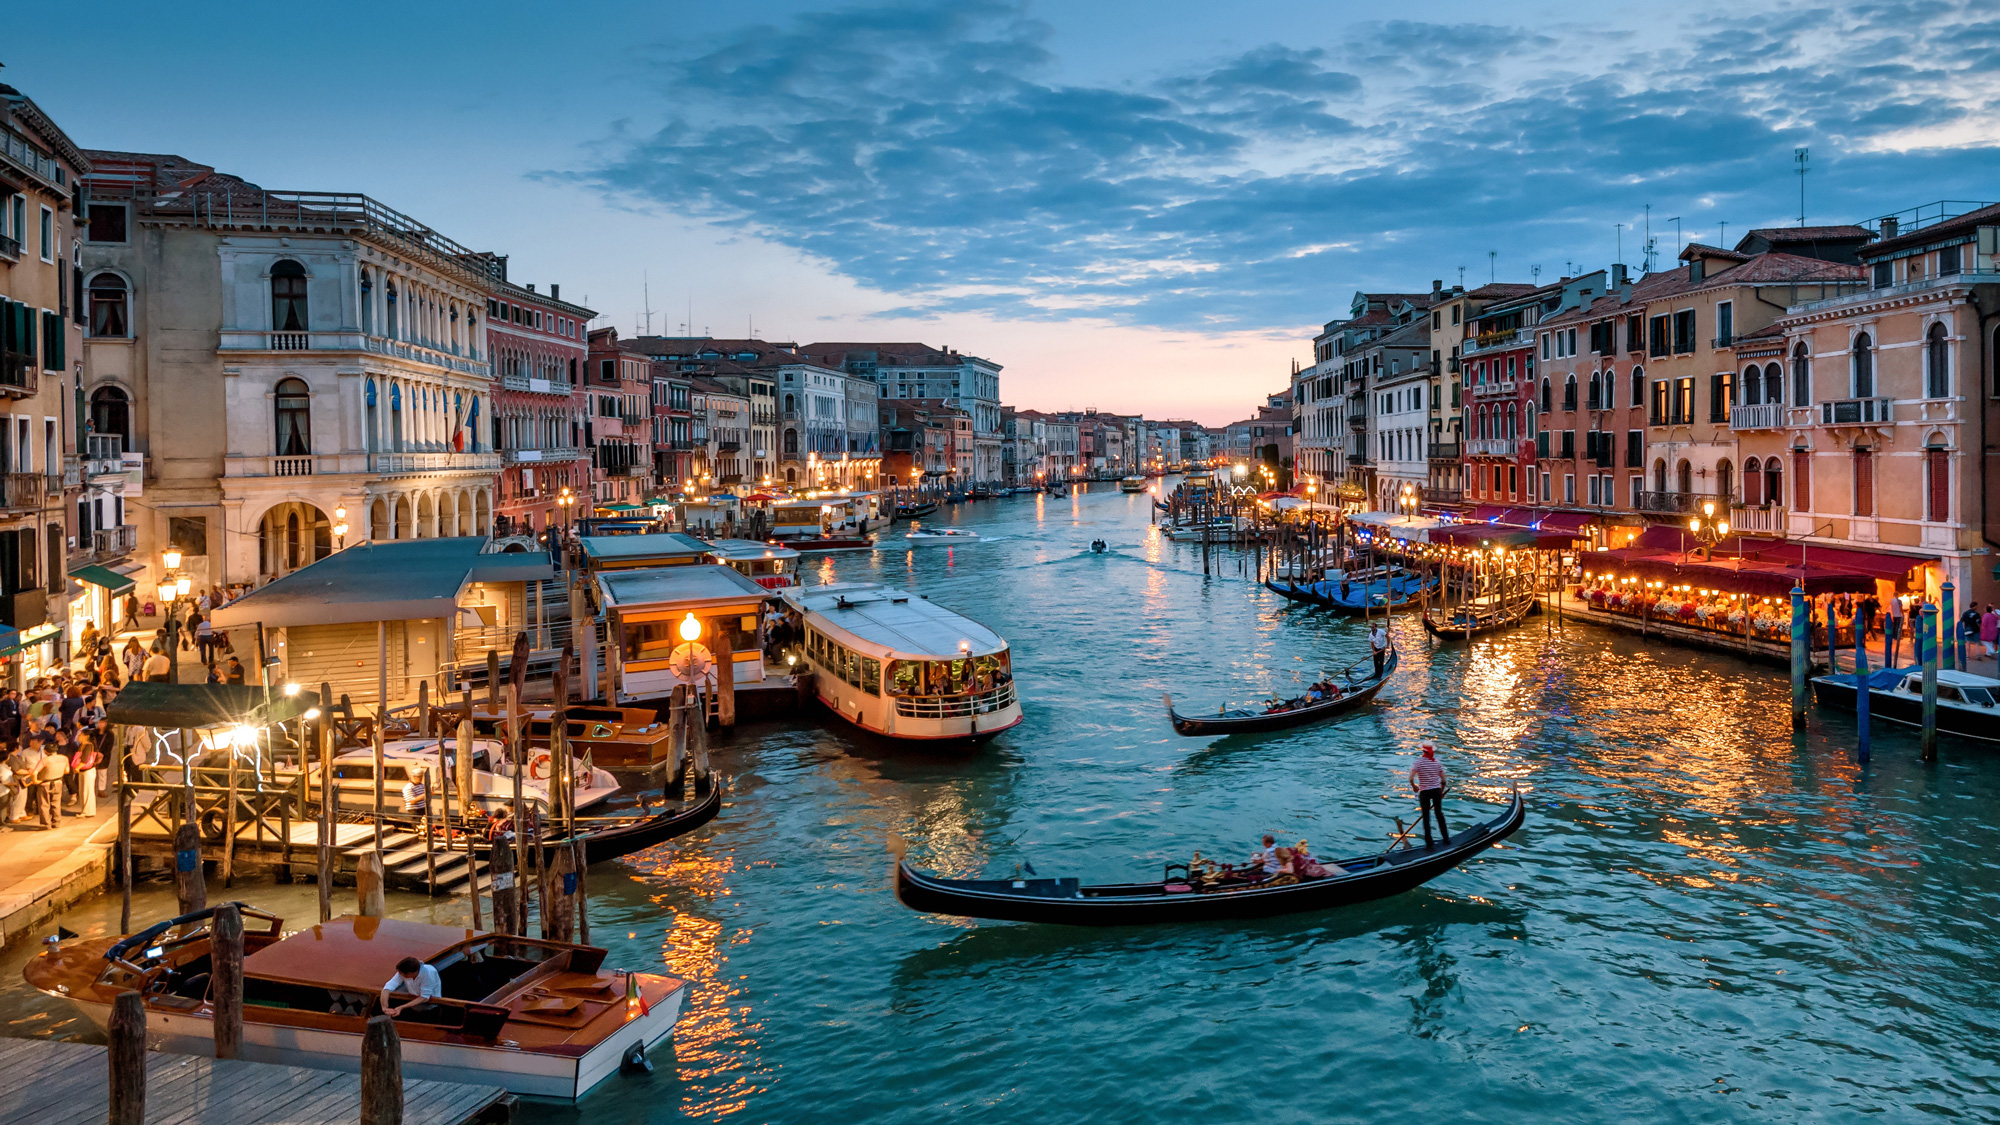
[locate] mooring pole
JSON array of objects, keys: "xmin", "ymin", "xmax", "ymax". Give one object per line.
[
  {"xmin": 212, "ymin": 903, "xmax": 244, "ymax": 1060},
  {"xmin": 1790, "ymin": 585, "xmax": 1808, "ymax": 729},
  {"xmin": 1920, "ymin": 603, "xmax": 1939, "ymax": 762},
  {"xmin": 317, "ymin": 682, "xmax": 334, "ymax": 923},
  {"xmin": 1940, "ymin": 580, "xmax": 1956, "ymax": 672},
  {"xmin": 360, "ymin": 1015, "xmax": 404, "ymax": 1125},
  {"xmin": 107, "ymin": 992, "xmax": 146, "ymax": 1125},
  {"xmin": 1854, "ymin": 626, "xmax": 1871, "ymax": 764}
]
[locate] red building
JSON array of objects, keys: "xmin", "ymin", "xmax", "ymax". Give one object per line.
[
  {"xmin": 584, "ymin": 328, "xmax": 653, "ymax": 507},
  {"xmin": 1459, "ymin": 275, "xmax": 1601, "ymax": 505},
  {"xmin": 486, "ymin": 280, "xmax": 593, "ymax": 538}
]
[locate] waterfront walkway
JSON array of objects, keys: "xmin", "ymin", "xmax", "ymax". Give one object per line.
[
  {"xmin": 0, "ymin": 1039, "xmax": 509, "ymax": 1125},
  {"xmin": 0, "ymin": 802, "xmax": 117, "ymax": 951}
]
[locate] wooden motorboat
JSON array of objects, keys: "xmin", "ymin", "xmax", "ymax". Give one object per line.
[
  {"xmin": 24, "ymin": 909, "xmax": 687, "ymax": 1100},
  {"xmin": 1165, "ymin": 648, "xmax": 1396, "ymax": 736},
  {"xmin": 895, "ymin": 501, "xmax": 938, "ymax": 519},
  {"xmin": 1811, "ymin": 666, "xmax": 2000, "ymax": 744},
  {"xmin": 511, "ymin": 707, "xmax": 675, "ymax": 774},
  {"xmin": 895, "ymin": 793, "xmax": 1525, "ymax": 925},
  {"xmin": 512, "ymin": 772, "xmax": 725, "ymax": 866},
  {"xmin": 314, "ymin": 737, "xmax": 619, "ymax": 818},
  {"xmin": 776, "ymin": 534, "xmax": 875, "ymax": 553},
  {"xmin": 1421, "ymin": 596, "xmax": 1539, "ymax": 639}
]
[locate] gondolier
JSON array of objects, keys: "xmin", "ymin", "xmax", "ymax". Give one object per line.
[
  {"xmin": 1369, "ymin": 623, "xmax": 1389, "ymax": 677},
  {"xmin": 1409, "ymin": 741, "xmax": 1448, "ymax": 846}
]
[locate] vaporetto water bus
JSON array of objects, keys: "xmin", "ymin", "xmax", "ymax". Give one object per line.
[{"xmin": 782, "ymin": 582, "xmax": 1022, "ymax": 741}]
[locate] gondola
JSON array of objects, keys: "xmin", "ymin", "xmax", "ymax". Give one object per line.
[
  {"xmin": 479, "ymin": 774, "xmax": 724, "ymax": 866},
  {"xmin": 896, "ymin": 501, "xmax": 938, "ymax": 519},
  {"xmin": 895, "ymin": 793, "xmax": 1524, "ymax": 925},
  {"xmin": 1420, "ymin": 596, "xmax": 1539, "ymax": 640},
  {"xmin": 1164, "ymin": 647, "xmax": 1397, "ymax": 735},
  {"xmin": 1263, "ymin": 573, "xmax": 1435, "ymax": 614}
]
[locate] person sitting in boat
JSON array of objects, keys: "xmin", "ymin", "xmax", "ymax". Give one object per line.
[
  {"xmin": 380, "ymin": 955, "xmax": 443, "ymax": 1020},
  {"xmin": 1292, "ymin": 840, "xmax": 1332, "ymax": 880},
  {"xmin": 1247, "ymin": 835, "xmax": 1284, "ymax": 880}
]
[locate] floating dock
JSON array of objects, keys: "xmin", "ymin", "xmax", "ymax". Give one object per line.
[{"xmin": 0, "ymin": 1038, "xmax": 511, "ymax": 1124}]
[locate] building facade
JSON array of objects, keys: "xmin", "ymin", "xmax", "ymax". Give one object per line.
[
  {"xmin": 584, "ymin": 327, "xmax": 651, "ymax": 506},
  {"xmin": 488, "ymin": 281, "xmax": 592, "ymax": 538},
  {"xmin": 807, "ymin": 343, "xmax": 1003, "ymax": 482}
]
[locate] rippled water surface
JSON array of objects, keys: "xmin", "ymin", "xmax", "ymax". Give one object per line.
[{"xmin": 6, "ymin": 483, "xmax": 1999, "ymax": 1123}]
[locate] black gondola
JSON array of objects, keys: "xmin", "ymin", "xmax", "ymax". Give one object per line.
[
  {"xmin": 486, "ymin": 774, "xmax": 724, "ymax": 866},
  {"xmin": 1420, "ymin": 597, "xmax": 1539, "ymax": 640},
  {"xmin": 895, "ymin": 793, "xmax": 1524, "ymax": 925},
  {"xmin": 895, "ymin": 501, "xmax": 938, "ymax": 519},
  {"xmin": 1263, "ymin": 576, "xmax": 1433, "ymax": 615},
  {"xmin": 1164, "ymin": 647, "xmax": 1397, "ymax": 735}
]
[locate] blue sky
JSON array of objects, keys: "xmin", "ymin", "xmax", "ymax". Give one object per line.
[{"xmin": 12, "ymin": 1, "xmax": 2000, "ymax": 422}]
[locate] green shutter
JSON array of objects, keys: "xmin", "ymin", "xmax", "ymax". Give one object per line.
[{"xmin": 43, "ymin": 311, "xmax": 63, "ymax": 370}]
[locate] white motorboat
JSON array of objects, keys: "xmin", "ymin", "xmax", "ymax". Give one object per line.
[
  {"xmin": 311, "ymin": 737, "xmax": 620, "ymax": 817},
  {"xmin": 904, "ymin": 525, "xmax": 982, "ymax": 544}
]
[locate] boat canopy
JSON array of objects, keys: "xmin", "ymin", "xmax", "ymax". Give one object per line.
[
  {"xmin": 784, "ymin": 582, "xmax": 1005, "ymax": 659},
  {"xmin": 240, "ymin": 915, "xmax": 473, "ymax": 992}
]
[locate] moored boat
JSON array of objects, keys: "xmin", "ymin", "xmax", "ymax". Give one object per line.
[
  {"xmin": 1264, "ymin": 568, "xmax": 1435, "ymax": 613},
  {"xmin": 782, "ymin": 581, "xmax": 1022, "ymax": 741},
  {"xmin": 1811, "ymin": 666, "xmax": 2000, "ymax": 744},
  {"xmin": 896, "ymin": 500, "xmax": 938, "ymax": 519},
  {"xmin": 1165, "ymin": 648, "xmax": 1397, "ymax": 735},
  {"xmin": 707, "ymin": 538, "xmax": 800, "ymax": 590},
  {"xmin": 24, "ymin": 909, "xmax": 687, "ymax": 1100},
  {"xmin": 895, "ymin": 793, "xmax": 1524, "ymax": 925},
  {"xmin": 1421, "ymin": 596, "xmax": 1539, "ymax": 639},
  {"xmin": 1119, "ymin": 476, "xmax": 1148, "ymax": 493},
  {"xmin": 313, "ymin": 737, "xmax": 619, "ymax": 818}
]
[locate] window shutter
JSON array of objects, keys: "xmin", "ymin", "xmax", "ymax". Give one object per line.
[
  {"xmin": 1792, "ymin": 449, "xmax": 1811, "ymax": 511},
  {"xmin": 1854, "ymin": 449, "xmax": 1874, "ymax": 516},
  {"xmin": 1926, "ymin": 449, "xmax": 1949, "ymax": 522}
]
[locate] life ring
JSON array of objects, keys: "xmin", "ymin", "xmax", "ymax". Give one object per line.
[{"xmin": 528, "ymin": 751, "xmax": 554, "ymax": 781}]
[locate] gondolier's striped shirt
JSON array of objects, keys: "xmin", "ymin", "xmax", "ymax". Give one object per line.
[{"xmin": 1411, "ymin": 757, "xmax": 1445, "ymax": 791}]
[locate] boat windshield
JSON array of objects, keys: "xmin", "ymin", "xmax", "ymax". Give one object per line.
[
  {"xmin": 886, "ymin": 651, "xmax": 1013, "ymax": 697},
  {"xmin": 1964, "ymin": 687, "xmax": 1995, "ymax": 706}
]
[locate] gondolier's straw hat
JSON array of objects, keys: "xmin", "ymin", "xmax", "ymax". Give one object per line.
[{"xmin": 1420, "ymin": 740, "xmax": 1437, "ymax": 754}]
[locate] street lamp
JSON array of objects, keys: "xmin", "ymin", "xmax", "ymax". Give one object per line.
[
  {"xmin": 1687, "ymin": 499, "xmax": 1729, "ymax": 561},
  {"xmin": 333, "ymin": 505, "xmax": 348, "ymax": 549},
  {"xmin": 158, "ymin": 549, "xmax": 188, "ymax": 681}
]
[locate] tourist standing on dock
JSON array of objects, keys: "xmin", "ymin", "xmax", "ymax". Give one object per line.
[
  {"xmin": 1982, "ymin": 604, "xmax": 1999, "ymax": 658},
  {"xmin": 1369, "ymin": 623, "xmax": 1389, "ymax": 678},
  {"xmin": 1885, "ymin": 594, "xmax": 1904, "ymax": 666},
  {"xmin": 1409, "ymin": 741, "xmax": 1449, "ymax": 847}
]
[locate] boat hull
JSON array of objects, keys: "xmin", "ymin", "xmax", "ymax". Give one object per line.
[
  {"xmin": 897, "ymin": 796, "xmax": 1524, "ymax": 925},
  {"xmin": 55, "ymin": 986, "xmax": 686, "ymax": 1100},
  {"xmin": 1810, "ymin": 676, "xmax": 2000, "ymax": 744}
]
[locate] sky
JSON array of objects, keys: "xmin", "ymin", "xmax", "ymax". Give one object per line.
[{"xmin": 10, "ymin": 1, "xmax": 2000, "ymax": 424}]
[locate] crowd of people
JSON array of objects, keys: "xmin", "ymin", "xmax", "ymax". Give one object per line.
[{"xmin": 1, "ymin": 675, "xmax": 116, "ymax": 829}]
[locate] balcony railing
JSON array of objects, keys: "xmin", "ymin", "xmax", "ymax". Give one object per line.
[
  {"xmin": 1636, "ymin": 490, "xmax": 1700, "ymax": 514},
  {"xmin": 0, "ymin": 472, "xmax": 46, "ymax": 513},
  {"xmin": 1730, "ymin": 504, "xmax": 1788, "ymax": 534},
  {"xmin": 216, "ymin": 330, "xmax": 489, "ymax": 377},
  {"xmin": 1472, "ymin": 380, "xmax": 1518, "ymax": 399},
  {"xmin": 0, "ymin": 234, "xmax": 18, "ymax": 261},
  {"xmin": 1463, "ymin": 328, "xmax": 1529, "ymax": 355},
  {"xmin": 1427, "ymin": 441, "xmax": 1461, "ymax": 461},
  {"xmin": 503, "ymin": 446, "xmax": 585, "ymax": 464},
  {"xmin": 89, "ymin": 525, "xmax": 137, "ymax": 558},
  {"xmin": 1420, "ymin": 487, "xmax": 1464, "ymax": 505},
  {"xmin": 1729, "ymin": 403, "xmax": 1787, "ymax": 431},
  {"xmin": 367, "ymin": 451, "xmax": 503, "ymax": 475},
  {"xmin": 499, "ymin": 372, "xmax": 573, "ymax": 396},
  {"xmin": 274, "ymin": 455, "xmax": 314, "ymax": 477},
  {"xmin": 1465, "ymin": 438, "xmax": 1517, "ymax": 457},
  {"xmin": 1819, "ymin": 397, "xmax": 1894, "ymax": 426}
]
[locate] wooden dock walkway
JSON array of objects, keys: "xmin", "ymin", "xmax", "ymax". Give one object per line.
[{"xmin": 0, "ymin": 1039, "xmax": 511, "ymax": 1124}]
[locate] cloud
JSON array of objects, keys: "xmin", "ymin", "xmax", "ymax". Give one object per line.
[{"xmin": 579, "ymin": 0, "xmax": 2000, "ymax": 332}]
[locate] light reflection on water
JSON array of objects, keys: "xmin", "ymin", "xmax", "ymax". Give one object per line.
[{"xmin": 5, "ymin": 483, "xmax": 2000, "ymax": 1121}]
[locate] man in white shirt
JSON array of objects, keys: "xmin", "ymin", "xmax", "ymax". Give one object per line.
[
  {"xmin": 1369, "ymin": 623, "xmax": 1390, "ymax": 678},
  {"xmin": 143, "ymin": 649, "xmax": 172, "ymax": 683},
  {"xmin": 380, "ymin": 956, "xmax": 443, "ymax": 1018}
]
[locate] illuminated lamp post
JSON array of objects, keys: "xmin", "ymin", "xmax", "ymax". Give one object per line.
[{"xmin": 1687, "ymin": 499, "xmax": 1729, "ymax": 561}]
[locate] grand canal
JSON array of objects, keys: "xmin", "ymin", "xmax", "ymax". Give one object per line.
[{"xmin": 5, "ymin": 482, "xmax": 1997, "ymax": 1122}]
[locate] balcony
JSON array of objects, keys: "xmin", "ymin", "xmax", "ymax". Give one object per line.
[
  {"xmin": 1730, "ymin": 504, "xmax": 1788, "ymax": 534},
  {"xmin": 1465, "ymin": 438, "xmax": 1517, "ymax": 457},
  {"xmin": 84, "ymin": 434, "xmax": 125, "ymax": 477},
  {"xmin": 217, "ymin": 330, "xmax": 490, "ymax": 378},
  {"xmin": 0, "ymin": 472, "xmax": 46, "ymax": 514},
  {"xmin": 86, "ymin": 525, "xmax": 137, "ymax": 559},
  {"xmin": 1819, "ymin": 397, "xmax": 1894, "ymax": 426},
  {"xmin": 1730, "ymin": 403, "xmax": 1787, "ymax": 431},
  {"xmin": 717, "ymin": 441, "xmax": 742, "ymax": 452},
  {"xmin": 367, "ymin": 451, "xmax": 503, "ymax": 475},
  {"xmin": 1346, "ymin": 453, "xmax": 1368, "ymax": 466},
  {"xmin": 1636, "ymin": 490, "xmax": 1700, "ymax": 514},
  {"xmin": 1463, "ymin": 328, "xmax": 1530, "ymax": 356},
  {"xmin": 498, "ymin": 372, "xmax": 572, "ymax": 396},
  {"xmin": 0, "ymin": 233, "xmax": 18, "ymax": 261},
  {"xmin": 274, "ymin": 455, "xmax": 314, "ymax": 477},
  {"xmin": 1348, "ymin": 412, "xmax": 1367, "ymax": 431},
  {"xmin": 1428, "ymin": 441, "xmax": 1461, "ymax": 461},
  {"xmin": 503, "ymin": 446, "xmax": 585, "ymax": 464},
  {"xmin": 1471, "ymin": 380, "xmax": 1518, "ymax": 399},
  {"xmin": 1421, "ymin": 487, "xmax": 1464, "ymax": 505}
]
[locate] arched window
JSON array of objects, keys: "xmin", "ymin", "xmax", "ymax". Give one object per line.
[
  {"xmin": 1716, "ymin": 459, "xmax": 1733, "ymax": 501},
  {"xmin": 270, "ymin": 260, "xmax": 308, "ymax": 332},
  {"xmin": 783, "ymin": 430, "xmax": 799, "ymax": 456},
  {"xmin": 1587, "ymin": 372, "xmax": 1601, "ymax": 411},
  {"xmin": 1791, "ymin": 344, "xmax": 1811, "ymax": 407},
  {"xmin": 1676, "ymin": 458, "xmax": 1693, "ymax": 494},
  {"xmin": 1536, "ymin": 377, "xmax": 1549, "ymax": 412},
  {"xmin": 1653, "ymin": 457, "xmax": 1667, "ymax": 494},
  {"xmin": 1562, "ymin": 374, "xmax": 1577, "ymax": 411},
  {"xmin": 1764, "ymin": 362, "xmax": 1782, "ymax": 406},
  {"xmin": 1764, "ymin": 459, "xmax": 1782, "ymax": 508},
  {"xmin": 386, "ymin": 281, "xmax": 399, "ymax": 339},
  {"xmin": 90, "ymin": 386, "xmax": 130, "ymax": 451},
  {"xmin": 1631, "ymin": 367, "xmax": 1645, "ymax": 407},
  {"xmin": 1926, "ymin": 322, "xmax": 1950, "ymax": 398},
  {"xmin": 275, "ymin": 377, "xmax": 311, "ymax": 456},
  {"xmin": 1743, "ymin": 457, "xmax": 1763, "ymax": 505},
  {"xmin": 1852, "ymin": 332, "xmax": 1873, "ymax": 397},
  {"xmin": 1741, "ymin": 365, "xmax": 1762, "ymax": 406},
  {"xmin": 360, "ymin": 270, "xmax": 374, "ymax": 334},
  {"xmin": 88, "ymin": 273, "xmax": 130, "ymax": 338}
]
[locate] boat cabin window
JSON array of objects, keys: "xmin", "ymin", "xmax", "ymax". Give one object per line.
[
  {"xmin": 1937, "ymin": 685, "xmax": 1963, "ymax": 703},
  {"xmin": 886, "ymin": 651, "xmax": 1012, "ymax": 697},
  {"xmin": 1962, "ymin": 686, "xmax": 1995, "ymax": 706},
  {"xmin": 332, "ymin": 762, "xmax": 410, "ymax": 783},
  {"xmin": 807, "ymin": 627, "xmax": 884, "ymax": 694}
]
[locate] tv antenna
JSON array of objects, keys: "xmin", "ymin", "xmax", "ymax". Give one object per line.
[
  {"xmin": 1794, "ymin": 147, "xmax": 1809, "ymax": 226},
  {"xmin": 1531, "ymin": 264, "xmax": 1542, "ymax": 284},
  {"xmin": 642, "ymin": 272, "xmax": 653, "ymax": 335},
  {"xmin": 1488, "ymin": 250, "xmax": 1497, "ymax": 284}
]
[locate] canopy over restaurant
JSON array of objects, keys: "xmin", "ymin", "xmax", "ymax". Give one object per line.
[
  {"xmin": 1584, "ymin": 526, "xmax": 1931, "ymax": 597},
  {"xmin": 1417, "ymin": 506, "xmax": 1600, "ymax": 550}
]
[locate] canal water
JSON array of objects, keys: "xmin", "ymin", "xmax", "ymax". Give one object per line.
[{"xmin": 5, "ymin": 483, "xmax": 1997, "ymax": 1123}]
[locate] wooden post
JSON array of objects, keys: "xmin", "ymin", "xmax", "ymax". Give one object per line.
[
  {"xmin": 1920, "ymin": 603, "xmax": 1939, "ymax": 762},
  {"xmin": 221, "ymin": 740, "xmax": 238, "ymax": 886},
  {"xmin": 211, "ymin": 903, "xmax": 243, "ymax": 1060},
  {"xmin": 115, "ymin": 723, "xmax": 132, "ymax": 934},
  {"xmin": 417, "ymin": 679, "xmax": 430, "ymax": 738},
  {"xmin": 371, "ymin": 710, "xmax": 386, "ymax": 850},
  {"xmin": 357, "ymin": 849, "xmax": 386, "ymax": 918},
  {"xmin": 317, "ymin": 682, "xmax": 334, "ymax": 924},
  {"xmin": 107, "ymin": 991, "xmax": 146, "ymax": 1125},
  {"xmin": 546, "ymin": 843, "xmax": 576, "ymax": 942},
  {"xmin": 489, "ymin": 821, "xmax": 517, "ymax": 936},
  {"xmin": 1790, "ymin": 587, "xmax": 1808, "ymax": 729},
  {"xmin": 455, "ymin": 713, "xmax": 482, "ymax": 931},
  {"xmin": 360, "ymin": 1015, "xmax": 404, "ymax": 1125},
  {"xmin": 172, "ymin": 821, "xmax": 205, "ymax": 914},
  {"xmin": 487, "ymin": 648, "xmax": 502, "ymax": 716},
  {"xmin": 1855, "ymin": 626, "xmax": 1871, "ymax": 764},
  {"xmin": 1941, "ymin": 580, "xmax": 1957, "ymax": 672},
  {"xmin": 717, "ymin": 615, "xmax": 737, "ymax": 728},
  {"xmin": 573, "ymin": 838, "xmax": 590, "ymax": 945},
  {"xmin": 508, "ymin": 632, "xmax": 530, "ymax": 936},
  {"xmin": 553, "ymin": 645, "xmax": 572, "ymax": 839},
  {"xmin": 531, "ymin": 813, "xmax": 547, "ymax": 938}
]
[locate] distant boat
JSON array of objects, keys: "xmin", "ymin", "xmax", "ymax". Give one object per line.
[
  {"xmin": 1119, "ymin": 476, "xmax": 1148, "ymax": 493},
  {"xmin": 905, "ymin": 526, "xmax": 981, "ymax": 544},
  {"xmin": 1165, "ymin": 648, "xmax": 1397, "ymax": 736},
  {"xmin": 896, "ymin": 500, "xmax": 938, "ymax": 519}
]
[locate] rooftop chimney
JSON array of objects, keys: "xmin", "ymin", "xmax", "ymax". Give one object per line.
[
  {"xmin": 1432, "ymin": 279, "xmax": 1443, "ymax": 295},
  {"xmin": 1880, "ymin": 216, "xmax": 1899, "ymax": 239},
  {"xmin": 1610, "ymin": 263, "xmax": 1629, "ymax": 288},
  {"xmin": 551, "ymin": 283, "xmax": 560, "ymax": 300}
]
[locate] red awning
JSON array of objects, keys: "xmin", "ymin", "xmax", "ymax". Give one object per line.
[
  {"xmin": 1465, "ymin": 505, "xmax": 1513, "ymax": 524},
  {"xmin": 1713, "ymin": 537, "xmax": 1931, "ymax": 582},
  {"xmin": 1587, "ymin": 548, "xmax": 1878, "ymax": 596},
  {"xmin": 1530, "ymin": 510, "xmax": 1595, "ymax": 535}
]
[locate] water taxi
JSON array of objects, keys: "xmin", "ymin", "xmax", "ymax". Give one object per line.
[
  {"xmin": 313, "ymin": 737, "xmax": 619, "ymax": 817},
  {"xmin": 1811, "ymin": 666, "xmax": 2000, "ymax": 744},
  {"xmin": 782, "ymin": 582, "xmax": 1021, "ymax": 741},
  {"xmin": 25, "ymin": 910, "xmax": 686, "ymax": 1100},
  {"xmin": 1118, "ymin": 476, "xmax": 1149, "ymax": 493},
  {"xmin": 707, "ymin": 538, "xmax": 800, "ymax": 590},
  {"xmin": 904, "ymin": 526, "xmax": 981, "ymax": 544}
]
